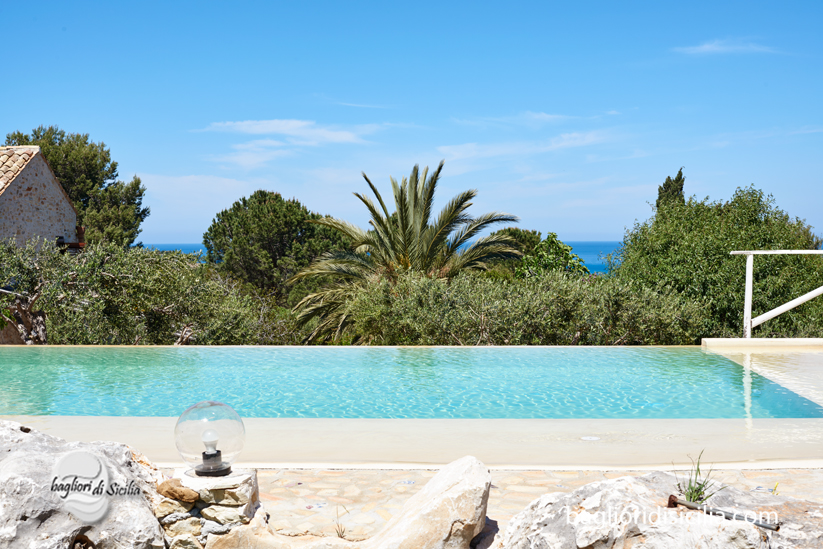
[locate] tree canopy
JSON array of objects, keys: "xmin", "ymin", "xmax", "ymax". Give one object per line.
[
  {"xmin": 5, "ymin": 126, "xmax": 149, "ymax": 246},
  {"xmin": 612, "ymin": 186, "xmax": 823, "ymax": 337},
  {"xmin": 202, "ymin": 190, "xmax": 348, "ymax": 305},
  {"xmin": 486, "ymin": 227, "xmax": 542, "ymax": 275},
  {"xmin": 289, "ymin": 161, "xmax": 522, "ymax": 342},
  {"xmin": 656, "ymin": 167, "xmax": 686, "ymax": 209},
  {"xmin": 516, "ymin": 233, "xmax": 589, "ymax": 277}
]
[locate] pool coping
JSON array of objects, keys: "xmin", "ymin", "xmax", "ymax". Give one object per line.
[{"xmin": 5, "ymin": 416, "xmax": 823, "ymax": 471}]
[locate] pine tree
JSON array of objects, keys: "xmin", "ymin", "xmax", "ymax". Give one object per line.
[{"xmin": 5, "ymin": 126, "xmax": 149, "ymax": 246}]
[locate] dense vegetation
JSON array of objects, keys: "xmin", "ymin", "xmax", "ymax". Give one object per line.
[
  {"xmin": 5, "ymin": 126, "xmax": 150, "ymax": 246},
  {"xmin": 610, "ymin": 186, "xmax": 823, "ymax": 337},
  {"xmin": 2, "ymin": 161, "xmax": 820, "ymax": 345},
  {"xmin": 0, "ymin": 240, "xmax": 311, "ymax": 345},
  {"xmin": 289, "ymin": 162, "xmax": 522, "ymax": 342},
  {"xmin": 202, "ymin": 190, "xmax": 348, "ymax": 307},
  {"xmin": 345, "ymin": 271, "xmax": 706, "ymax": 345}
]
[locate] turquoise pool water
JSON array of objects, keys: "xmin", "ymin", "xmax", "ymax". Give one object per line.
[{"xmin": 0, "ymin": 347, "xmax": 820, "ymax": 419}]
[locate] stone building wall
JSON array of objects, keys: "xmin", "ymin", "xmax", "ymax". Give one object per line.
[
  {"xmin": 0, "ymin": 323, "xmax": 23, "ymax": 345},
  {"xmin": 0, "ymin": 153, "xmax": 78, "ymax": 246}
]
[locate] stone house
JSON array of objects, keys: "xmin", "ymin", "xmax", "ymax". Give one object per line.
[{"xmin": 0, "ymin": 145, "xmax": 80, "ymax": 246}]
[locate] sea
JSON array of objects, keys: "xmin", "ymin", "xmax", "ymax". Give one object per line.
[{"xmin": 143, "ymin": 241, "xmax": 622, "ymax": 273}]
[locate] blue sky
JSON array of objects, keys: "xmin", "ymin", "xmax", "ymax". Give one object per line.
[{"xmin": 4, "ymin": 1, "xmax": 822, "ymax": 243}]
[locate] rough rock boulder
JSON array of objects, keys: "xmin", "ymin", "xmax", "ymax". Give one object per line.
[
  {"xmin": 500, "ymin": 471, "xmax": 823, "ymax": 549},
  {"xmin": 206, "ymin": 455, "xmax": 492, "ymax": 549},
  {"xmin": 0, "ymin": 420, "xmax": 165, "ymax": 549}
]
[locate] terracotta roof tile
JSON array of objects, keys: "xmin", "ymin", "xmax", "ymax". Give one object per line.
[{"xmin": 0, "ymin": 146, "xmax": 39, "ymax": 195}]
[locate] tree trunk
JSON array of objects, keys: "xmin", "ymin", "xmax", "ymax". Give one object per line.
[{"xmin": 6, "ymin": 297, "xmax": 48, "ymax": 345}]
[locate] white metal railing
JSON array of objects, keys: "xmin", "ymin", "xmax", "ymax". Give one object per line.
[{"xmin": 730, "ymin": 250, "xmax": 823, "ymax": 337}]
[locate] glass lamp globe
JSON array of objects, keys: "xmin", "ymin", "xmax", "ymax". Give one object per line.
[{"xmin": 175, "ymin": 401, "xmax": 245, "ymax": 476}]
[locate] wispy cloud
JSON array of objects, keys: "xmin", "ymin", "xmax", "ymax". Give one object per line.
[
  {"xmin": 214, "ymin": 139, "xmax": 293, "ymax": 169},
  {"xmin": 437, "ymin": 131, "xmax": 608, "ymax": 161},
  {"xmin": 200, "ymin": 118, "xmax": 383, "ymax": 168},
  {"xmin": 453, "ymin": 111, "xmax": 573, "ymax": 129},
  {"xmin": 201, "ymin": 119, "xmax": 374, "ymax": 145},
  {"xmin": 338, "ymin": 102, "xmax": 389, "ymax": 109},
  {"xmin": 520, "ymin": 111, "xmax": 571, "ymax": 124},
  {"xmin": 673, "ymin": 39, "xmax": 777, "ymax": 55},
  {"xmin": 790, "ymin": 126, "xmax": 823, "ymax": 135}
]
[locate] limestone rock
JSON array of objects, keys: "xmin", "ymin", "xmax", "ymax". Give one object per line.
[
  {"xmin": 176, "ymin": 468, "xmax": 260, "ymax": 519},
  {"xmin": 165, "ymin": 516, "xmax": 202, "ymax": 537},
  {"xmin": 0, "ymin": 420, "xmax": 164, "ymax": 549},
  {"xmin": 501, "ymin": 471, "xmax": 823, "ymax": 549},
  {"xmin": 201, "ymin": 504, "xmax": 251, "ymax": 525},
  {"xmin": 154, "ymin": 496, "xmax": 195, "ymax": 518},
  {"xmin": 131, "ymin": 447, "xmax": 165, "ymax": 486},
  {"xmin": 170, "ymin": 534, "xmax": 204, "ymax": 549},
  {"xmin": 199, "ymin": 486, "xmax": 252, "ymax": 505},
  {"xmin": 159, "ymin": 478, "xmax": 200, "ymax": 503},
  {"xmin": 201, "ymin": 519, "xmax": 235, "ymax": 536},
  {"xmin": 161, "ymin": 511, "xmax": 194, "ymax": 525},
  {"xmin": 363, "ymin": 455, "xmax": 491, "ymax": 549},
  {"xmin": 179, "ymin": 467, "xmax": 259, "ymax": 506},
  {"xmin": 206, "ymin": 456, "xmax": 491, "ymax": 549}
]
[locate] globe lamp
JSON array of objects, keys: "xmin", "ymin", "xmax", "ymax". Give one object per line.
[{"xmin": 175, "ymin": 401, "xmax": 245, "ymax": 476}]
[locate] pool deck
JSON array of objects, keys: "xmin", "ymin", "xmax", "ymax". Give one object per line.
[{"xmin": 5, "ymin": 416, "xmax": 823, "ymax": 470}]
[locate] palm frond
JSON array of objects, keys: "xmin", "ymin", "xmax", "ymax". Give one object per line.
[
  {"xmin": 352, "ymin": 192, "xmax": 395, "ymax": 255},
  {"xmin": 309, "ymin": 218, "xmax": 369, "ymax": 246},
  {"xmin": 446, "ymin": 212, "xmax": 520, "ymax": 255},
  {"xmin": 287, "ymin": 251, "xmax": 373, "ymax": 284},
  {"xmin": 445, "ymin": 234, "xmax": 523, "ymax": 275},
  {"xmin": 290, "ymin": 160, "xmax": 520, "ymax": 342},
  {"xmin": 419, "ymin": 189, "xmax": 476, "ymax": 270}
]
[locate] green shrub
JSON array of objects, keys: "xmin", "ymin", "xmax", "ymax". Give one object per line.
[
  {"xmin": 345, "ymin": 271, "xmax": 707, "ymax": 345},
  {"xmin": 516, "ymin": 232, "xmax": 589, "ymax": 277},
  {"xmin": 0, "ymin": 240, "xmax": 309, "ymax": 345},
  {"xmin": 611, "ymin": 186, "xmax": 823, "ymax": 337}
]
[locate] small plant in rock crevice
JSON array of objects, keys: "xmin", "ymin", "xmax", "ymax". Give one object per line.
[
  {"xmin": 676, "ymin": 450, "xmax": 724, "ymax": 504},
  {"xmin": 334, "ymin": 504, "xmax": 349, "ymax": 538}
]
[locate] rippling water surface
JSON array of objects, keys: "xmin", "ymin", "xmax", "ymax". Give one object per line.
[{"xmin": 0, "ymin": 347, "xmax": 820, "ymax": 418}]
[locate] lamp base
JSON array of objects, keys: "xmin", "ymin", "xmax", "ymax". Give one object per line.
[
  {"xmin": 195, "ymin": 449, "xmax": 232, "ymax": 476},
  {"xmin": 194, "ymin": 464, "xmax": 232, "ymax": 477}
]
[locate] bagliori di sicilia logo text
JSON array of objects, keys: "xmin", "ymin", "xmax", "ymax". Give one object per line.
[{"xmin": 50, "ymin": 450, "xmax": 142, "ymax": 524}]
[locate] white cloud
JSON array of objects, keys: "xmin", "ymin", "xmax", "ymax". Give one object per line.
[
  {"xmin": 338, "ymin": 102, "xmax": 389, "ymax": 109},
  {"xmin": 200, "ymin": 119, "xmax": 384, "ymax": 169},
  {"xmin": 453, "ymin": 111, "xmax": 573, "ymax": 129},
  {"xmin": 673, "ymin": 39, "xmax": 776, "ymax": 55},
  {"xmin": 214, "ymin": 139, "xmax": 293, "ymax": 169},
  {"xmin": 520, "ymin": 111, "xmax": 571, "ymax": 123},
  {"xmin": 201, "ymin": 119, "xmax": 371, "ymax": 145},
  {"xmin": 437, "ymin": 131, "xmax": 608, "ymax": 161},
  {"xmin": 790, "ymin": 126, "xmax": 823, "ymax": 135}
]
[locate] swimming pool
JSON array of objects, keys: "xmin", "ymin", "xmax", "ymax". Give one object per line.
[{"xmin": 1, "ymin": 347, "xmax": 820, "ymax": 419}]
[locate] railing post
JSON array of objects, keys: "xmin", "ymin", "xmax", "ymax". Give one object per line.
[{"xmin": 743, "ymin": 253, "xmax": 753, "ymax": 338}]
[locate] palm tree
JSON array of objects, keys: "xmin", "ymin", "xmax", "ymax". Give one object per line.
[{"xmin": 289, "ymin": 161, "xmax": 521, "ymax": 342}]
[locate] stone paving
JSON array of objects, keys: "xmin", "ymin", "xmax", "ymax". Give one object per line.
[{"xmin": 253, "ymin": 468, "xmax": 823, "ymax": 541}]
